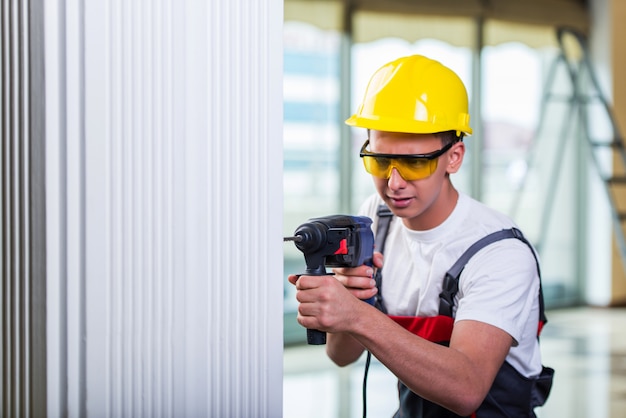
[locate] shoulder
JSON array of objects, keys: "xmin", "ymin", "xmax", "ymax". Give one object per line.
[
  {"xmin": 453, "ymin": 195, "xmax": 537, "ymax": 257},
  {"xmin": 451, "ymin": 195, "xmax": 540, "ymax": 297},
  {"xmin": 459, "ymin": 193, "xmax": 518, "ymax": 231},
  {"xmin": 464, "ymin": 237, "xmax": 539, "ymax": 279},
  {"xmin": 456, "ymin": 197, "xmax": 539, "ymax": 283}
]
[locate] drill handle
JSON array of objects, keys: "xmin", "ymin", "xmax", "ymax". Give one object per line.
[
  {"xmin": 362, "ymin": 258, "xmax": 376, "ymax": 306},
  {"xmin": 307, "ymin": 329, "xmax": 326, "ymax": 345},
  {"xmin": 304, "ymin": 265, "xmax": 327, "ymax": 275}
]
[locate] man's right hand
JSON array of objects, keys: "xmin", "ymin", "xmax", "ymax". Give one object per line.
[{"xmin": 332, "ymin": 251, "xmax": 383, "ymax": 301}]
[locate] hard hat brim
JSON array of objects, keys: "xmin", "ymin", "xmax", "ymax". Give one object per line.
[{"xmin": 345, "ymin": 114, "xmax": 473, "ymax": 136}]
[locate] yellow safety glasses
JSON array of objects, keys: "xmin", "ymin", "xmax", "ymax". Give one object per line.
[{"xmin": 359, "ymin": 139, "xmax": 455, "ymax": 181}]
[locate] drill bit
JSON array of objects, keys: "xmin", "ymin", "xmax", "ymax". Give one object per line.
[{"xmin": 283, "ymin": 235, "xmax": 303, "ymax": 242}]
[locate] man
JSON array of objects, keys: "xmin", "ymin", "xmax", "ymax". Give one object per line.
[{"xmin": 288, "ymin": 55, "xmax": 552, "ymax": 417}]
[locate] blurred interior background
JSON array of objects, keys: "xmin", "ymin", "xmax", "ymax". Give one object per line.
[{"xmin": 282, "ymin": 0, "xmax": 626, "ymax": 416}]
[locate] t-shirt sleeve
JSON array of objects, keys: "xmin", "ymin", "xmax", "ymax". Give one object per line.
[{"xmin": 453, "ymin": 239, "xmax": 540, "ymax": 345}]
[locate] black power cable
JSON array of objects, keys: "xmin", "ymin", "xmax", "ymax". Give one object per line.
[{"xmin": 362, "ymin": 351, "xmax": 373, "ymax": 418}]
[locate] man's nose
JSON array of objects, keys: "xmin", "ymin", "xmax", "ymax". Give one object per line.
[{"xmin": 387, "ymin": 167, "xmax": 407, "ymax": 189}]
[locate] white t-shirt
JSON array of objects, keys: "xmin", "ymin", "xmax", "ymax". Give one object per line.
[{"xmin": 359, "ymin": 192, "xmax": 543, "ymax": 378}]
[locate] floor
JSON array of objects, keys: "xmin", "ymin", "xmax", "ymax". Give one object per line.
[{"xmin": 283, "ymin": 307, "xmax": 626, "ymax": 418}]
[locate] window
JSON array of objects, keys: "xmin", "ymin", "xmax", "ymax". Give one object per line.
[
  {"xmin": 482, "ymin": 42, "xmax": 582, "ymax": 306},
  {"xmin": 283, "ymin": 21, "xmax": 343, "ymax": 344}
]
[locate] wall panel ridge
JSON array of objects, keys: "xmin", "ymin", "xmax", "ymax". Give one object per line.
[{"xmin": 1, "ymin": 0, "xmax": 47, "ymax": 417}]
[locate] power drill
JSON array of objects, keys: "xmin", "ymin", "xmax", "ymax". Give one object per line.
[{"xmin": 284, "ymin": 215, "xmax": 375, "ymax": 345}]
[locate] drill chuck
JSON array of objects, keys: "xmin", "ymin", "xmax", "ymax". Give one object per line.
[{"xmin": 292, "ymin": 222, "xmax": 327, "ymax": 253}]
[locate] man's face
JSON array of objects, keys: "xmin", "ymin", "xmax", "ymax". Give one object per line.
[{"xmin": 367, "ymin": 130, "xmax": 464, "ymax": 230}]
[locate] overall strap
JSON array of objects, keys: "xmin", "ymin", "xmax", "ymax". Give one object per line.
[
  {"xmin": 438, "ymin": 228, "xmax": 548, "ymax": 331},
  {"xmin": 375, "ymin": 204, "xmax": 394, "ymax": 254},
  {"xmin": 373, "ymin": 204, "xmax": 394, "ymax": 313}
]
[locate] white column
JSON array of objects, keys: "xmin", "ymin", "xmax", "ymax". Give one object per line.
[{"xmin": 45, "ymin": 1, "xmax": 284, "ymax": 416}]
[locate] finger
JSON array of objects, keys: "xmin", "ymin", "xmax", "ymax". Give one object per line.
[
  {"xmin": 342, "ymin": 275, "xmax": 376, "ymax": 291},
  {"xmin": 287, "ymin": 274, "xmax": 300, "ymax": 286},
  {"xmin": 296, "ymin": 274, "xmax": 332, "ymax": 291},
  {"xmin": 332, "ymin": 264, "xmax": 373, "ymax": 277},
  {"xmin": 373, "ymin": 251, "xmax": 384, "ymax": 268},
  {"xmin": 351, "ymin": 286, "xmax": 378, "ymax": 301},
  {"xmin": 296, "ymin": 294, "xmax": 333, "ymax": 331},
  {"xmin": 297, "ymin": 309, "xmax": 322, "ymax": 331},
  {"xmin": 295, "ymin": 288, "xmax": 329, "ymax": 320},
  {"xmin": 295, "ymin": 288, "xmax": 320, "ymax": 304},
  {"xmin": 297, "ymin": 288, "xmax": 365, "ymax": 332}
]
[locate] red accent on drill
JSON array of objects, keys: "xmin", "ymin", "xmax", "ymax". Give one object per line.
[{"xmin": 334, "ymin": 238, "xmax": 348, "ymax": 255}]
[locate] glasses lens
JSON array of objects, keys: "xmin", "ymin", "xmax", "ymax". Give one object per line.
[
  {"xmin": 362, "ymin": 156, "xmax": 438, "ymax": 180},
  {"xmin": 396, "ymin": 158, "xmax": 438, "ymax": 180},
  {"xmin": 363, "ymin": 156, "xmax": 391, "ymax": 178}
]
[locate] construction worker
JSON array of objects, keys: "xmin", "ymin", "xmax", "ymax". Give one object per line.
[{"xmin": 288, "ymin": 55, "xmax": 553, "ymax": 417}]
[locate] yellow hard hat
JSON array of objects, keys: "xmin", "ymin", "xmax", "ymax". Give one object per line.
[{"xmin": 346, "ymin": 55, "xmax": 472, "ymax": 136}]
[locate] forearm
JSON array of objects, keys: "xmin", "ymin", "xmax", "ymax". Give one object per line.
[
  {"xmin": 326, "ymin": 332, "xmax": 365, "ymax": 366},
  {"xmin": 347, "ymin": 314, "xmax": 510, "ymax": 415},
  {"xmin": 292, "ymin": 269, "xmax": 509, "ymax": 414}
]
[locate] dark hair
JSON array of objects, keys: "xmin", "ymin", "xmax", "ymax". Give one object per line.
[
  {"xmin": 434, "ymin": 130, "xmax": 464, "ymax": 146},
  {"xmin": 366, "ymin": 129, "xmax": 463, "ymax": 146}
]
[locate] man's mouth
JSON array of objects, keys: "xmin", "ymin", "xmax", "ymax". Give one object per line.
[{"xmin": 388, "ymin": 196, "xmax": 413, "ymax": 208}]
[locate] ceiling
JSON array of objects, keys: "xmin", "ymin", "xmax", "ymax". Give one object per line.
[{"xmin": 285, "ymin": 0, "xmax": 589, "ymax": 47}]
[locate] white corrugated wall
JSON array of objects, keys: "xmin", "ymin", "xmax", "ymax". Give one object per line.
[{"xmin": 44, "ymin": 0, "xmax": 284, "ymax": 417}]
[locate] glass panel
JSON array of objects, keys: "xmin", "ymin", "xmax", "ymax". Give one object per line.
[{"xmin": 481, "ymin": 43, "xmax": 581, "ymax": 306}]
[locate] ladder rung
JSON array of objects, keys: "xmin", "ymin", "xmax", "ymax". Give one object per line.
[
  {"xmin": 606, "ymin": 176, "xmax": 626, "ymax": 184},
  {"xmin": 590, "ymin": 140, "xmax": 623, "ymax": 148},
  {"xmin": 578, "ymin": 95, "xmax": 602, "ymax": 103},
  {"xmin": 618, "ymin": 213, "xmax": 626, "ymax": 221},
  {"xmin": 545, "ymin": 93, "xmax": 572, "ymax": 102}
]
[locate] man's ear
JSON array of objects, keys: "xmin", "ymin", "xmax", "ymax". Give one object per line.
[{"xmin": 446, "ymin": 141, "xmax": 465, "ymax": 174}]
